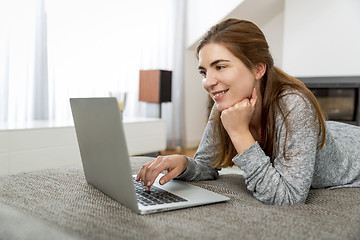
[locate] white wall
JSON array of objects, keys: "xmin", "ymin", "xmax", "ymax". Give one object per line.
[
  {"xmin": 261, "ymin": 11, "xmax": 285, "ymax": 68},
  {"xmin": 182, "ymin": 49, "xmax": 208, "ymax": 148},
  {"xmin": 282, "ymin": 0, "xmax": 360, "ymax": 77},
  {"xmin": 186, "ymin": 0, "xmax": 243, "ymax": 48}
]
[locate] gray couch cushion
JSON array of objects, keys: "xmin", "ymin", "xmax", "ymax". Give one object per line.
[{"xmin": 0, "ymin": 201, "xmax": 78, "ymax": 240}]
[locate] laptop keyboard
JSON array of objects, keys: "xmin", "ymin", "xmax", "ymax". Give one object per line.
[{"xmin": 133, "ymin": 178, "xmax": 188, "ymax": 206}]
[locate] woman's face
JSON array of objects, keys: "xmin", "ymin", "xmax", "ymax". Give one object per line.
[{"xmin": 198, "ymin": 43, "xmax": 259, "ymax": 112}]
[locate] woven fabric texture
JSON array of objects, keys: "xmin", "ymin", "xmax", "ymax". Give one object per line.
[{"xmin": 1, "ymin": 157, "xmax": 359, "ymax": 240}]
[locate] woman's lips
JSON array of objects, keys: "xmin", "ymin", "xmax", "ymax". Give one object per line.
[{"xmin": 212, "ymin": 89, "xmax": 228, "ymax": 101}]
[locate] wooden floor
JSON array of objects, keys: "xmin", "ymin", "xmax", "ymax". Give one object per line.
[{"xmin": 161, "ymin": 148, "xmax": 197, "ymax": 158}]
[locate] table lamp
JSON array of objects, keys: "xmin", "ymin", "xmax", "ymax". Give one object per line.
[{"xmin": 139, "ymin": 70, "xmax": 172, "ymax": 118}]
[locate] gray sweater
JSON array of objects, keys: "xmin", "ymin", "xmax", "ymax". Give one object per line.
[{"xmin": 177, "ymin": 92, "xmax": 360, "ymax": 205}]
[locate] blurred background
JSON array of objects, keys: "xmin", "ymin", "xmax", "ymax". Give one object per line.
[{"xmin": 1, "ymin": 0, "xmax": 360, "ymax": 152}]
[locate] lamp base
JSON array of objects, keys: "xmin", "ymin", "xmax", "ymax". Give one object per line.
[{"xmin": 145, "ymin": 103, "xmax": 162, "ymax": 118}]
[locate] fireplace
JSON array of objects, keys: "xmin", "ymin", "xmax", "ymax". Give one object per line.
[{"xmin": 298, "ymin": 76, "xmax": 360, "ymax": 126}]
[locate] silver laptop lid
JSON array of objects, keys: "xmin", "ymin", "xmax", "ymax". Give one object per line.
[{"xmin": 70, "ymin": 97, "xmax": 139, "ymax": 213}]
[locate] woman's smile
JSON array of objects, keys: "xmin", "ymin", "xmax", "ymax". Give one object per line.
[{"xmin": 212, "ymin": 89, "xmax": 229, "ymax": 101}]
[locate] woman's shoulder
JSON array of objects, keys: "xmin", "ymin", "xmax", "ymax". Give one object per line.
[
  {"xmin": 274, "ymin": 88, "xmax": 319, "ymax": 130},
  {"xmin": 278, "ymin": 89, "xmax": 313, "ymax": 112}
]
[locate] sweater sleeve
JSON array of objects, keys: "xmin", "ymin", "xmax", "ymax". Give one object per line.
[
  {"xmin": 176, "ymin": 107, "xmax": 220, "ymax": 181},
  {"xmin": 233, "ymin": 93, "xmax": 319, "ymax": 205}
]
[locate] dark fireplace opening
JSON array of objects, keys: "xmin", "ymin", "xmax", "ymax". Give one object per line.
[
  {"xmin": 311, "ymin": 88, "xmax": 357, "ymax": 121},
  {"xmin": 298, "ymin": 76, "xmax": 360, "ymax": 126}
]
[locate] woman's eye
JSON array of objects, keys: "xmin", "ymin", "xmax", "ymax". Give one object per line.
[
  {"xmin": 216, "ymin": 65, "xmax": 225, "ymax": 70},
  {"xmin": 199, "ymin": 71, "xmax": 206, "ymax": 77}
]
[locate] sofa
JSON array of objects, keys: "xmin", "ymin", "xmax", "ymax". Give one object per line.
[{"xmin": 1, "ymin": 157, "xmax": 359, "ymax": 239}]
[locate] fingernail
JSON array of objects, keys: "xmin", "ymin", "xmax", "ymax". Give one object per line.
[
  {"xmin": 160, "ymin": 179, "xmax": 165, "ymax": 185},
  {"xmin": 147, "ymin": 181, "xmax": 151, "ymax": 187},
  {"xmin": 142, "ymin": 181, "xmax": 145, "ymax": 186}
]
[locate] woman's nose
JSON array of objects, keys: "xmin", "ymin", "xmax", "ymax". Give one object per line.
[{"xmin": 203, "ymin": 73, "xmax": 217, "ymax": 90}]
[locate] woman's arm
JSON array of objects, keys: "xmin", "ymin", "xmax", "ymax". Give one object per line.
[
  {"xmin": 233, "ymin": 93, "xmax": 319, "ymax": 205},
  {"xmin": 136, "ymin": 106, "xmax": 220, "ymax": 189},
  {"xmin": 176, "ymin": 106, "xmax": 221, "ymax": 181}
]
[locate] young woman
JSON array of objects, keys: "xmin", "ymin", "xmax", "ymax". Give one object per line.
[{"xmin": 136, "ymin": 18, "xmax": 360, "ymax": 205}]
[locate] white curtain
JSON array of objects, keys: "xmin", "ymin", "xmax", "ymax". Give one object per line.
[
  {"xmin": 0, "ymin": 0, "xmax": 185, "ymax": 148},
  {"xmin": 0, "ymin": 0, "xmax": 40, "ymax": 122}
]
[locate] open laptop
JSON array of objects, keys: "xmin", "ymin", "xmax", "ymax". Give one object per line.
[{"xmin": 70, "ymin": 97, "xmax": 229, "ymax": 214}]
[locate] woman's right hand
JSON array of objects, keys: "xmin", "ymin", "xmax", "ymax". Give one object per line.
[
  {"xmin": 220, "ymin": 87, "xmax": 257, "ymax": 137},
  {"xmin": 135, "ymin": 154, "xmax": 189, "ymax": 191}
]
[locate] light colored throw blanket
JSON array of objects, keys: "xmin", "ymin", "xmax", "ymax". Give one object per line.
[{"xmin": 0, "ymin": 157, "xmax": 359, "ymax": 239}]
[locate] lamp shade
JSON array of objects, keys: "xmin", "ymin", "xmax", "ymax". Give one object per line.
[{"xmin": 139, "ymin": 70, "xmax": 172, "ymax": 103}]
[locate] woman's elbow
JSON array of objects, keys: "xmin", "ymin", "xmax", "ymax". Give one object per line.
[{"xmin": 254, "ymin": 192, "xmax": 308, "ymax": 206}]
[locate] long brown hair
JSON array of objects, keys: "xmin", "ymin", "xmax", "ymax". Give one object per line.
[{"xmin": 196, "ymin": 19, "xmax": 326, "ymax": 168}]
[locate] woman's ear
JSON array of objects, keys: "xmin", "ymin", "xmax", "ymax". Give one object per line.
[{"xmin": 254, "ymin": 62, "xmax": 266, "ymax": 80}]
